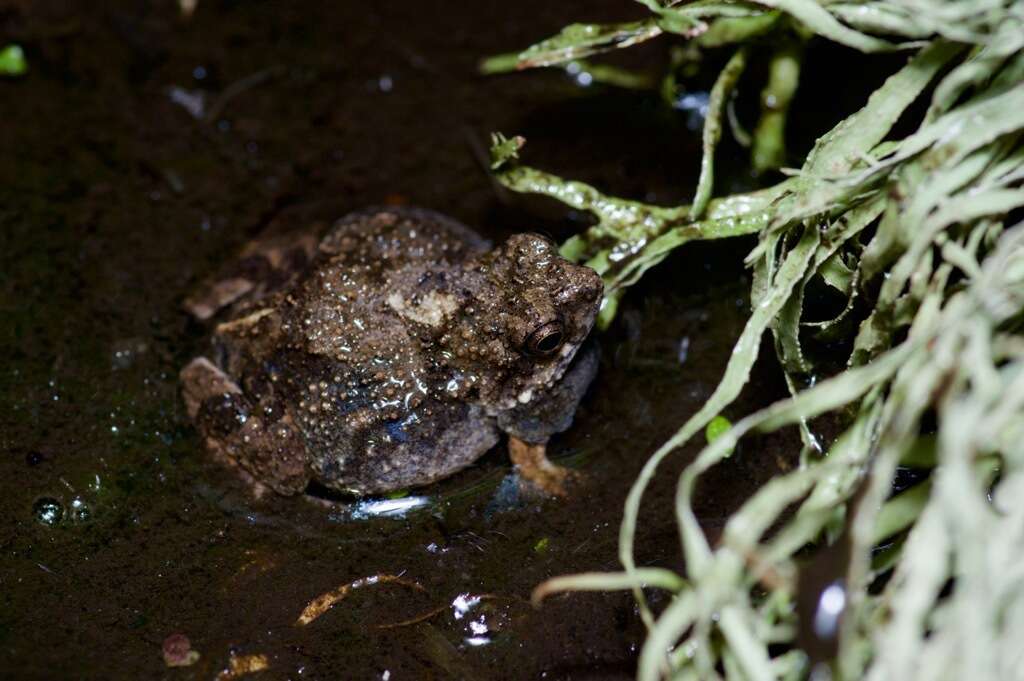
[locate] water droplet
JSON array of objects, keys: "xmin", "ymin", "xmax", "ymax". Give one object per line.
[{"xmin": 33, "ymin": 497, "xmax": 64, "ymax": 526}]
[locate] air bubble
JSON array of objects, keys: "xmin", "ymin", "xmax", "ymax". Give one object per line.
[
  {"xmin": 33, "ymin": 497, "xmax": 64, "ymax": 526},
  {"xmin": 69, "ymin": 496, "xmax": 92, "ymax": 523}
]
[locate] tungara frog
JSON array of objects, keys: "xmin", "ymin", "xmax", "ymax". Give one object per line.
[{"xmin": 180, "ymin": 207, "xmax": 602, "ymax": 497}]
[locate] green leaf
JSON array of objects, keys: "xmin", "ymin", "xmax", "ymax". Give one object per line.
[
  {"xmin": 489, "ymin": 132, "xmax": 524, "ymax": 170},
  {"xmin": 532, "ymin": 568, "xmax": 687, "ymax": 606},
  {"xmin": 752, "ymin": 41, "xmax": 803, "ymax": 172},
  {"xmin": 692, "ymin": 47, "xmax": 748, "ymax": 220},
  {"xmin": 753, "ymin": 0, "xmax": 904, "ymax": 52},
  {"xmin": 480, "ymin": 20, "xmax": 663, "ymax": 73}
]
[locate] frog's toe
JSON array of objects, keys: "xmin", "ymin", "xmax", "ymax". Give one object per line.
[
  {"xmin": 180, "ymin": 357, "xmax": 240, "ymax": 418},
  {"xmin": 507, "ymin": 436, "xmax": 583, "ymax": 498}
]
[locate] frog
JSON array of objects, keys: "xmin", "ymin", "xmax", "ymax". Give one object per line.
[{"xmin": 180, "ymin": 207, "xmax": 603, "ymax": 498}]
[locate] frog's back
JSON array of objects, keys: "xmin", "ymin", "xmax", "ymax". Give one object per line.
[
  {"xmin": 269, "ymin": 208, "xmax": 500, "ymax": 493},
  {"xmin": 316, "ymin": 207, "xmax": 491, "ymax": 270},
  {"xmin": 184, "ymin": 207, "xmax": 488, "ymax": 323},
  {"xmin": 282, "ymin": 207, "xmax": 490, "ymax": 364}
]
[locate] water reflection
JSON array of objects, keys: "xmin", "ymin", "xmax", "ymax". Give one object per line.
[
  {"xmin": 450, "ymin": 592, "xmax": 510, "ymax": 648},
  {"xmin": 813, "ymin": 580, "xmax": 846, "ymax": 640},
  {"xmin": 347, "ymin": 494, "xmax": 433, "ymax": 519}
]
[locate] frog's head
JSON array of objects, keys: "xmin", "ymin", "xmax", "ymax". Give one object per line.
[{"xmin": 449, "ymin": 233, "xmax": 602, "ymax": 411}]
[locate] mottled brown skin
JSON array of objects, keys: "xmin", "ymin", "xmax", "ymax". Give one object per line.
[{"xmin": 181, "ymin": 208, "xmax": 602, "ymax": 496}]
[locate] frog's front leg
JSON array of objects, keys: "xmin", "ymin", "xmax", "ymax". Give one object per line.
[
  {"xmin": 507, "ymin": 437, "xmax": 580, "ymax": 497},
  {"xmin": 180, "ymin": 357, "xmax": 310, "ymax": 496},
  {"xmin": 499, "ymin": 341, "xmax": 599, "ymax": 497}
]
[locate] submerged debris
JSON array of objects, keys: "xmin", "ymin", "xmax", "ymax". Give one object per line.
[
  {"xmin": 161, "ymin": 633, "xmax": 200, "ymax": 668},
  {"xmin": 215, "ymin": 652, "xmax": 269, "ymax": 680},
  {"xmin": 296, "ymin": 574, "xmax": 425, "ymax": 626},
  {"xmin": 179, "ymin": 0, "xmax": 198, "ymax": 18}
]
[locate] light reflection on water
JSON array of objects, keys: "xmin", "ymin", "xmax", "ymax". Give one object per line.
[
  {"xmin": 347, "ymin": 495, "xmax": 433, "ymax": 519},
  {"xmin": 452, "ymin": 593, "xmax": 496, "ymax": 647}
]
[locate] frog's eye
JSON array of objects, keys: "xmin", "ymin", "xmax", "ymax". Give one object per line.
[{"xmin": 525, "ymin": 320, "xmax": 564, "ymax": 357}]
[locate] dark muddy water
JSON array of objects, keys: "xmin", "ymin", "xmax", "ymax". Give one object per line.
[{"xmin": 0, "ymin": 2, "xmax": 887, "ymax": 679}]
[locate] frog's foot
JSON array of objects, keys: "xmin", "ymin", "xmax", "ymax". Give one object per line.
[
  {"xmin": 508, "ymin": 436, "xmax": 581, "ymax": 498},
  {"xmin": 181, "ymin": 357, "xmax": 309, "ymax": 497}
]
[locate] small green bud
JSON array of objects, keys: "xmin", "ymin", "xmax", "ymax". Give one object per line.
[
  {"xmin": 705, "ymin": 415, "xmax": 735, "ymax": 456},
  {"xmin": 0, "ymin": 45, "xmax": 28, "ymax": 77}
]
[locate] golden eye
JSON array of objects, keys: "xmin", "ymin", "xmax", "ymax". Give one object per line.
[{"xmin": 525, "ymin": 321, "xmax": 564, "ymax": 357}]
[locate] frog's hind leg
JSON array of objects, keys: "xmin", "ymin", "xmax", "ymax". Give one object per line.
[
  {"xmin": 181, "ymin": 357, "xmax": 310, "ymax": 497},
  {"xmin": 184, "ymin": 229, "xmax": 320, "ymax": 321}
]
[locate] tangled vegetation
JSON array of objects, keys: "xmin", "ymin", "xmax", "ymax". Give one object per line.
[{"xmin": 486, "ymin": 0, "xmax": 1024, "ymax": 678}]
